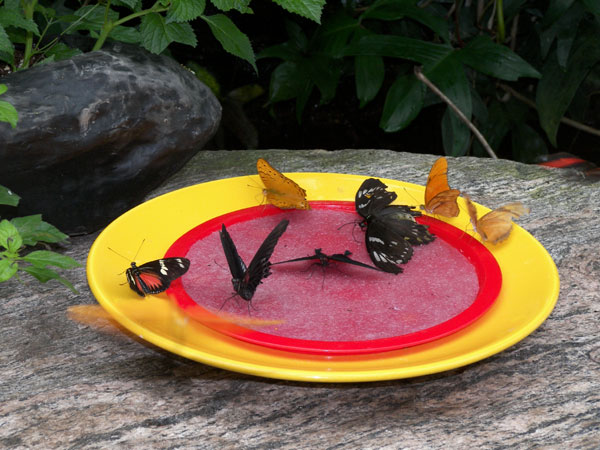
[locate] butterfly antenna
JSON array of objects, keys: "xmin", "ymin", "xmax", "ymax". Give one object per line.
[
  {"xmin": 336, "ymin": 220, "xmax": 356, "ymax": 232},
  {"xmin": 131, "ymin": 239, "xmax": 146, "ymax": 262},
  {"xmin": 212, "ymin": 258, "xmax": 226, "ymax": 270},
  {"xmin": 400, "ymin": 186, "xmax": 419, "ymax": 205},
  {"xmin": 218, "ymin": 292, "xmax": 237, "ymax": 312},
  {"xmin": 107, "ymin": 246, "xmax": 132, "ymax": 262}
]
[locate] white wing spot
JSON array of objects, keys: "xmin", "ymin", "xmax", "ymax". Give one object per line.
[{"xmin": 159, "ymin": 260, "xmax": 168, "ymax": 275}]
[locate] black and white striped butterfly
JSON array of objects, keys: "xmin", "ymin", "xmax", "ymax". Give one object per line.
[
  {"xmin": 273, "ymin": 248, "xmax": 380, "ymax": 272},
  {"xmin": 126, "ymin": 258, "xmax": 190, "ymax": 297},
  {"xmin": 355, "ymin": 178, "xmax": 435, "ymax": 274},
  {"xmin": 219, "ymin": 219, "xmax": 289, "ymax": 301}
]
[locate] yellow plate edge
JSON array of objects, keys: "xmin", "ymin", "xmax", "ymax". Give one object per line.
[{"xmin": 86, "ymin": 172, "xmax": 560, "ymax": 382}]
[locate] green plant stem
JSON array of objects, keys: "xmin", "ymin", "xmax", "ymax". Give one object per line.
[
  {"xmin": 498, "ymin": 83, "xmax": 600, "ymax": 140},
  {"xmin": 414, "ymin": 66, "xmax": 498, "ymax": 159},
  {"xmin": 496, "ymin": 0, "xmax": 505, "ymax": 43},
  {"xmin": 92, "ymin": 2, "xmax": 168, "ymax": 51},
  {"xmin": 21, "ymin": 0, "xmax": 38, "ymax": 69}
]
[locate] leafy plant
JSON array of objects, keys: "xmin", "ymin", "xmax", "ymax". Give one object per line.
[
  {"xmin": 0, "ymin": 0, "xmax": 326, "ymax": 73},
  {"xmin": 0, "ymin": 83, "xmax": 17, "ymax": 127},
  {"xmin": 0, "ymin": 185, "xmax": 81, "ymax": 292},
  {"xmin": 258, "ymin": 0, "xmax": 600, "ymax": 162}
]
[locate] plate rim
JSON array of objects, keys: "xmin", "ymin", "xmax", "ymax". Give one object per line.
[{"xmin": 165, "ymin": 201, "xmax": 502, "ymax": 355}]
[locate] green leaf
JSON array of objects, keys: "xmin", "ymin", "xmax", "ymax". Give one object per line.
[
  {"xmin": 536, "ymin": 32, "xmax": 600, "ymax": 146},
  {"xmin": 284, "ymin": 20, "xmax": 308, "ymax": 52},
  {"xmin": 426, "ymin": 56, "xmax": 471, "ymax": 156},
  {"xmin": 271, "ymin": 0, "xmax": 325, "ymax": 23},
  {"xmin": 43, "ymin": 43, "xmax": 82, "ymax": 62},
  {"xmin": 0, "ymin": 184, "xmax": 19, "ymax": 207},
  {"xmin": 458, "ymin": 35, "xmax": 540, "ymax": 80},
  {"xmin": 141, "ymin": 13, "xmax": 197, "ymax": 53},
  {"xmin": 511, "ymin": 123, "xmax": 548, "ymax": 163},
  {"xmin": 543, "ymin": 0, "xmax": 576, "ymax": 28},
  {"xmin": 0, "ymin": 99, "xmax": 18, "ymax": 128},
  {"xmin": 0, "ymin": 25, "xmax": 14, "ymax": 62},
  {"xmin": 10, "ymin": 215, "xmax": 68, "ymax": 246},
  {"xmin": 257, "ymin": 42, "xmax": 301, "ymax": 61},
  {"xmin": 140, "ymin": 14, "xmax": 169, "ymax": 54},
  {"xmin": 268, "ymin": 60, "xmax": 310, "ymax": 102},
  {"xmin": 343, "ymin": 35, "xmax": 453, "ymax": 67},
  {"xmin": 361, "ymin": 0, "xmax": 450, "ymax": 43},
  {"xmin": 581, "ymin": 0, "xmax": 600, "ymax": 15},
  {"xmin": 304, "ymin": 56, "xmax": 339, "ymax": 104},
  {"xmin": 539, "ymin": 3, "xmax": 584, "ymax": 65},
  {"xmin": 23, "ymin": 250, "xmax": 81, "ymax": 269},
  {"xmin": 0, "ymin": 258, "xmax": 18, "ymax": 282},
  {"xmin": 473, "ymin": 100, "xmax": 511, "ymax": 157},
  {"xmin": 201, "ymin": 14, "xmax": 256, "ymax": 72},
  {"xmin": 210, "ymin": 0, "xmax": 252, "ymax": 14},
  {"xmin": 21, "ymin": 265, "xmax": 78, "ymax": 293},
  {"xmin": 101, "ymin": 25, "xmax": 141, "ymax": 45},
  {"xmin": 312, "ymin": 11, "xmax": 358, "ymax": 58},
  {"xmin": 0, "ymin": 219, "xmax": 22, "ymax": 253},
  {"xmin": 111, "ymin": 0, "xmax": 141, "ymax": 10},
  {"xmin": 0, "ymin": 8, "xmax": 40, "ymax": 35},
  {"xmin": 355, "ymin": 55, "xmax": 385, "ymax": 107},
  {"xmin": 168, "ymin": 0, "xmax": 206, "ymax": 23},
  {"xmin": 165, "ymin": 21, "xmax": 197, "ymax": 47},
  {"xmin": 379, "ymin": 74, "xmax": 423, "ymax": 132},
  {"xmin": 73, "ymin": 5, "xmax": 118, "ymax": 31}
]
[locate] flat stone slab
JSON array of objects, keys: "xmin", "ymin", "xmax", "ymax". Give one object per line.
[{"xmin": 1, "ymin": 149, "xmax": 598, "ymax": 448}]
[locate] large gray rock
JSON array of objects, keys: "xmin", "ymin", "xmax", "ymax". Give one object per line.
[{"xmin": 0, "ymin": 43, "xmax": 221, "ymax": 234}]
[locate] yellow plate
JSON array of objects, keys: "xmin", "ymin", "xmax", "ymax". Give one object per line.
[{"xmin": 87, "ymin": 173, "xmax": 559, "ymax": 382}]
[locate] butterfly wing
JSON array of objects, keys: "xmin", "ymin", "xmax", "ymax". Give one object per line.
[
  {"xmin": 328, "ymin": 251, "xmax": 380, "ymax": 271},
  {"xmin": 126, "ymin": 257, "xmax": 190, "ymax": 297},
  {"xmin": 239, "ymin": 219, "xmax": 290, "ymax": 300},
  {"xmin": 465, "ymin": 195, "xmax": 530, "ymax": 244},
  {"xmin": 219, "ymin": 224, "xmax": 247, "ymax": 281},
  {"xmin": 355, "ymin": 178, "xmax": 398, "ymax": 219},
  {"xmin": 376, "ymin": 206, "xmax": 435, "ymax": 246},
  {"xmin": 423, "ymin": 157, "xmax": 460, "ymax": 217},
  {"xmin": 364, "ymin": 219, "xmax": 413, "ymax": 274},
  {"xmin": 257, "ymin": 158, "xmax": 310, "ymax": 210},
  {"xmin": 271, "ymin": 249, "xmax": 322, "ymax": 265}
]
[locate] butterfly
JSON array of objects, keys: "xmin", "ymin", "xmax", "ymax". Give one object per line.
[
  {"xmin": 422, "ymin": 157, "xmax": 460, "ymax": 217},
  {"xmin": 257, "ymin": 158, "xmax": 310, "ymax": 210},
  {"xmin": 464, "ymin": 194, "xmax": 530, "ymax": 244},
  {"xmin": 219, "ymin": 219, "xmax": 289, "ymax": 301},
  {"xmin": 272, "ymin": 248, "xmax": 380, "ymax": 272},
  {"xmin": 355, "ymin": 178, "xmax": 435, "ymax": 274},
  {"xmin": 126, "ymin": 257, "xmax": 190, "ymax": 297}
]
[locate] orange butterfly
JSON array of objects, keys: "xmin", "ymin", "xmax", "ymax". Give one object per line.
[
  {"xmin": 464, "ymin": 195, "xmax": 530, "ymax": 244},
  {"xmin": 257, "ymin": 158, "xmax": 310, "ymax": 210},
  {"xmin": 422, "ymin": 157, "xmax": 460, "ymax": 217}
]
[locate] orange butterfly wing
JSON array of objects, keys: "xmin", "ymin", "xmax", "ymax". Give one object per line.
[
  {"xmin": 465, "ymin": 195, "xmax": 529, "ymax": 244},
  {"xmin": 257, "ymin": 158, "xmax": 310, "ymax": 210},
  {"xmin": 423, "ymin": 157, "xmax": 460, "ymax": 217}
]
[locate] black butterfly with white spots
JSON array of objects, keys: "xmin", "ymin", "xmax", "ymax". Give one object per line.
[
  {"xmin": 126, "ymin": 257, "xmax": 190, "ymax": 297},
  {"xmin": 355, "ymin": 178, "xmax": 435, "ymax": 274},
  {"xmin": 273, "ymin": 248, "xmax": 380, "ymax": 272},
  {"xmin": 219, "ymin": 219, "xmax": 289, "ymax": 301}
]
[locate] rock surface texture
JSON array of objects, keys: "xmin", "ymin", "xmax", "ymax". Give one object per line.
[
  {"xmin": 1, "ymin": 150, "xmax": 598, "ymax": 448},
  {"xmin": 0, "ymin": 43, "xmax": 221, "ymax": 234}
]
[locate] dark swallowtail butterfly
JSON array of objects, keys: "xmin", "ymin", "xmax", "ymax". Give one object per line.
[
  {"xmin": 273, "ymin": 248, "xmax": 380, "ymax": 272},
  {"xmin": 355, "ymin": 178, "xmax": 435, "ymax": 274},
  {"xmin": 219, "ymin": 219, "xmax": 289, "ymax": 301},
  {"xmin": 126, "ymin": 257, "xmax": 190, "ymax": 297}
]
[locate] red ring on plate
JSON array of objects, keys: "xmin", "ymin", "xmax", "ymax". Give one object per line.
[{"xmin": 166, "ymin": 201, "xmax": 502, "ymax": 355}]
